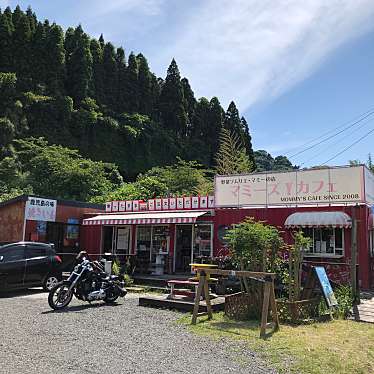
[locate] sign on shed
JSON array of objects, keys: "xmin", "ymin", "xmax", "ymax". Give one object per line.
[
  {"xmin": 25, "ymin": 197, "xmax": 57, "ymax": 222},
  {"xmin": 215, "ymin": 165, "xmax": 367, "ymax": 207}
]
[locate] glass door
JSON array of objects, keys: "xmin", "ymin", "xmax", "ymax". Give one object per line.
[{"xmin": 175, "ymin": 225, "xmax": 193, "ymax": 272}]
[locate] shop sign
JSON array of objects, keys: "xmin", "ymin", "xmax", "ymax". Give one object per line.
[
  {"xmin": 112, "ymin": 201, "xmax": 119, "ymax": 212},
  {"xmin": 365, "ymin": 166, "xmax": 374, "ymax": 205},
  {"xmin": 105, "ymin": 195, "xmax": 215, "ymax": 212},
  {"xmin": 148, "ymin": 199, "xmax": 155, "ymax": 210},
  {"xmin": 133, "ymin": 200, "xmax": 139, "ymax": 211},
  {"xmin": 215, "ymin": 166, "xmax": 365, "ymax": 207},
  {"xmin": 25, "ymin": 197, "xmax": 57, "ymax": 222},
  {"xmin": 169, "ymin": 198, "xmax": 176, "ymax": 210},
  {"xmin": 126, "ymin": 201, "xmax": 132, "ymax": 211}
]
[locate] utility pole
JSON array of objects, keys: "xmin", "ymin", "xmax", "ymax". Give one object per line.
[{"xmin": 351, "ymin": 206, "xmax": 359, "ymax": 305}]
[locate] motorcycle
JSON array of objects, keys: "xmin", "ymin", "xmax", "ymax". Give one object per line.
[{"xmin": 48, "ymin": 252, "xmax": 127, "ymax": 310}]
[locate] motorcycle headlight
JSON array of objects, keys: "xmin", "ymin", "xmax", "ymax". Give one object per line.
[{"xmin": 74, "ymin": 265, "xmax": 79, "ymax": 272}]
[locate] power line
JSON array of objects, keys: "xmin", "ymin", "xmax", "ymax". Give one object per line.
[
  {"xmin": 321, "ymin": 127, "xmax": 374, "ymax": 165},
  {"xmin": 284, "ymin": 106, "xmax": 374, "ymax": 156},
  {"xmin": 288, "ymin": 110, "xmax": 374, "ymax": 159},
  {"xmin": 298, "ymin": 116, "xmax": 374, "ymax": 166}
]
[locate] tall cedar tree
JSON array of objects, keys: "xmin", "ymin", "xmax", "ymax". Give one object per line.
[
  {"xmin": 215, "ymin": 127, "xmax": 254, "ymax": 175},
  {"xmin": 65, "ymin": 26, "xmax": 92, "ymax": 103},
  {"xmin": 124, "ymin": 52, "xmax": 139, "ymax": 112},
  {"xmin": 12, "ymin": 10, "xmax": 32, "ymax": 90},
  {"xmin": 115, "ymin": 47, "xmax": 126, "ymax": 111},
  {"xmin": 0, "ymin": 10, "xmax": 13, "ymax": 71},
  {"xmin": 181, "ymin": 77, "xmax": 196, "ymax": 130},
  {"xmin": 137, "ymin": 53, "xmax": 152, "ymax": 115},
  {"xmin": 90, "ymin": 39, "xmax": 105, "ymax": 104},
  {"xmin": 102, "ymin": 42, "xmax": 117, "ymax": 109},
  {"xmin": 159, "ymin": 59, "xmax": 187, "ymax": 136},
  {"xmin": 45, "ymin": 24, "xmax": 65, "ymax": 95},
  {"xmin": 241, "ymin": 116, "xmax": 255, "ymax": 167},
  {"xmin": 208, "ymin": 97, "xmax": 224, "ymax": 164}
]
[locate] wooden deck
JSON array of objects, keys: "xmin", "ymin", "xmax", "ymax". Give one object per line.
[
  {"xmin": 352, "ymin": 292, "xmax": 374, "ymax": 323},
  {"xmin": 139, "ymin": 294, "xmax": 225, "ymax": 312}
]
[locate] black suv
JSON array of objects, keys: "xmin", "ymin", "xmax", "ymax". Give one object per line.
[{"xmin": 0, "ymin": 242, "xmax": 62, "ymax": 292}]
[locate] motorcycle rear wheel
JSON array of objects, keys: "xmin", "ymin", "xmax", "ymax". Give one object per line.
[{"xmin": 48, "ymin": 283, "xmax": 73, "ymax": 310}]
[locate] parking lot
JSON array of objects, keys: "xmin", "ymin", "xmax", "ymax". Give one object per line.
[{"xmin": 0, "ymin": 290, "xmax": 274, "ymax": 374}]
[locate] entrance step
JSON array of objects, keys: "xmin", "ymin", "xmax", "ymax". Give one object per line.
[{"xmin": 352, "ymin": 294, "xmax": 374, "ymax": 323}]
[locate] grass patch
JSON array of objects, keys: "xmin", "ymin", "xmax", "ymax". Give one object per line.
[{"xmin": 179, "ymin": 312, "xmax": 374, "ymax": 374}]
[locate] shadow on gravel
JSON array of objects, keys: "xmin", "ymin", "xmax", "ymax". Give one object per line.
[
  {"xmin": 41, "ymin": 301, "xmax": 122, "ymax": 314},
  {"xmin": 0, "ymin": 288, "xmax": 44, "ymax": 299}
]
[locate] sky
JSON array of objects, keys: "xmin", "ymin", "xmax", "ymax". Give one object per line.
[{"xmin": 2, "ymin": 0, "xmax": 374, "ymax": 167}]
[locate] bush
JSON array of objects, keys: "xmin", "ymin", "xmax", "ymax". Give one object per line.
[
  {"xmin": 318, "ymin": 285, "xmax": 353, "ymax": 319},
  {"xmin": 112, "ymin": 259, "xmax": 134, "ymax": 287}
]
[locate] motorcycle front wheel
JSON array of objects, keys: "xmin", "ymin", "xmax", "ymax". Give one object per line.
[{"xmin": 48, "ymin": 282, "xmax": 73, "ymax": 310}]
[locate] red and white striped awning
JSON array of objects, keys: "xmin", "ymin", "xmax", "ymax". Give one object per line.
[
  {"xmin": 285, "ymin": 211, "xmax": 352, "ymax": 229},
  {"xmin": 83, "ymin": 211, "xmax": 208, "ymax": 226}
]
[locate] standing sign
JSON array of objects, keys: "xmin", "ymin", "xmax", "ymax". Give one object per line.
[
  {"xmin": 25, "ymin": 197, "xmax": 57, "ymax": 222},
  {"xmin": 314, "ymin": 266, "xmax": 338, "ymax": 308},
  {"xmin": 215, "ymin": 166, "xmax": 365, "ymax": 207}
]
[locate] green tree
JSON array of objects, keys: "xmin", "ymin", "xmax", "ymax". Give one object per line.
[
  {"xmin": 0, "ymin": 72, "xmax": 17, "ymax": 115},
  {"xmin": 215, "ymin": 127, "xmax": 254, "ymax": 175},
  {"xmin": 102, "ymin": 42, "xmax": 118, "ymax": 109},
  {"xmin": 137, "ymin": 53, "xmax": 152, "ymax": 115},
  {"xmin": 159, "ymin": 59, "xmax": 187, "ymax": 136},
  {"xmin": 273, "ymin": 155, "xmax": 294, "ymax": 171},
  {"xmin": 0, "ymin": 117, "xmax": 15, "ymax": 149},
  {"xmin": 45, "ymin": 24, "xmax": 65, "ymax": 94},
  {"xmin": 140, "ymin": 158, "xmax": 213, "ymax": 196},
  {"xmin": 224, "ymin": 101, "xmax": 242, "ymax": 135},
  {"xmin": 225, "ymin": 217, "xmax": 284, "ymax": 272},
  {"xmin": 65, "ymin": 26, "xmax": 93, "ymax": 103},
  {"xmin": 254, "ymin": 150, "xmax": 274, "ymax": 171},
  {"xmin": 241, "ymin": 116, "xmax": 255, "ymax": 166},
  {"xmin": 0, "ymin": 10, "xmax": 14, "ymax": 71},
  {"xmin": 115, "ymin": 46, "xmax": 126, "ymax": 111},
  {"xmin": 12, "ymin": 10, "xmax": 32, "ymax": 89},
  {"xmin": 123, "ymin": 52, "xmax": 138, "ymax": 112},
  {"xmin": 14, "ymin": 137, "xmax": 122, "ymax": 201},
  {"xmin": 181, "ymin": 77, "xmax": 196, "ymax": 129},
  {"xmin": 90, "ymin": 39, "xmax": 105, "ymax": 104}
]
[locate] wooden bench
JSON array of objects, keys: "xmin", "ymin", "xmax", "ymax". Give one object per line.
[{"xmin": 167, "ymin": 280, "xmax": 199, "ymax": 300}]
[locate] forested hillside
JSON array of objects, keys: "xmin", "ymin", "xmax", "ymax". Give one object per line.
[{"xmin": 0, "ymin": 6, "xmax": 294, "ymax": 202}]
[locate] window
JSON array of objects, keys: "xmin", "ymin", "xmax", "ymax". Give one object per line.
[
  {"xmin": 302, "ymin": 228, "xmax": 344, "ymax": 257},
  {"xmin": 370, "ymin": 230, "xmax": 374, "ymax": 257},
  {"xmin": 0, "ymin": 245, "xmax": 25, "ymax": 262},
  {"xmin": 194, "ymin": 224, "xmax": 212, "ymax": 258},
  {"xmin": 25, "ymin": 245, "xmax": 46, "ymax": 259},
  {"xmin": 136, "ymin": 226, "xmax": 152, "ymax": 252}
]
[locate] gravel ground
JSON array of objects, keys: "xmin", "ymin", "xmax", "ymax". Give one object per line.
[{"xmin": 0, "ymin": 290, "xmax": 276, "ymax": 374}]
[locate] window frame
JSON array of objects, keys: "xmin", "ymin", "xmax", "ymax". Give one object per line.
[{"xmin": 302, "ymin": 227, "xmax": 345, "ymax": 258}]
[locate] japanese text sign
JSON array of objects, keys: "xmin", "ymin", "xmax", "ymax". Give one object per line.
[
  {"xmin": 215, "ymin": 166, "xmax": 366, "ymax": 207},
  {"xmin": 25, "ymin": 197, "xmax": 57, "ymax": 222}
]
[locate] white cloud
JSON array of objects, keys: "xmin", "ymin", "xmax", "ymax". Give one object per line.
[
  {"xmin": 157, "ymin": 0, "xmax": 374, "ymax": 111},
  {"xmin": 0, "ymin": 0, "xmax": 10, "ymax": 8}
]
